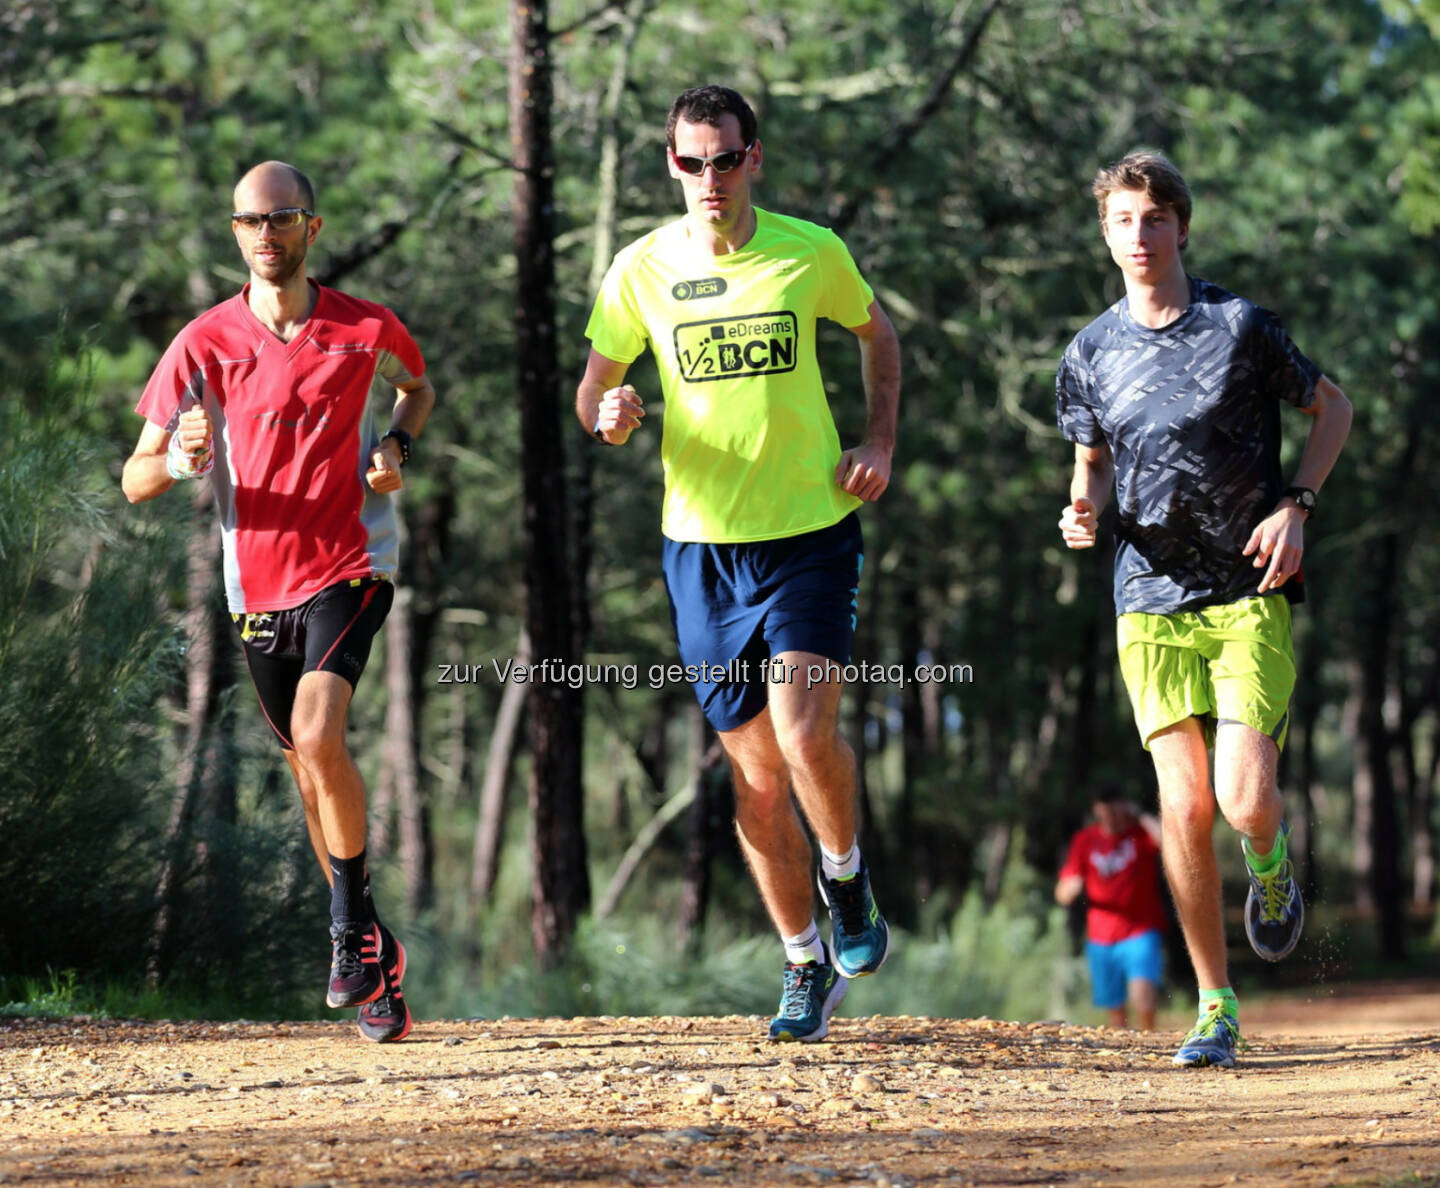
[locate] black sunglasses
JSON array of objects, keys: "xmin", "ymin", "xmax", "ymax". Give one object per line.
[
  {"xmin": 672, "ymin": 144, "xmax": 753, "ymax": 176},
  {"xmin": 231, "ymin": 207, "xmax": 314, "ymax": 231}
]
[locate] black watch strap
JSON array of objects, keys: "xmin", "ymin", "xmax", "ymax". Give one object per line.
[
  {"xmin": 382, "ymin": 428, "xmax": 414, "ymax": 466},
  {"xmin": 1283, "ymin": 485, "xmax": 1316, "ymax": 515}
]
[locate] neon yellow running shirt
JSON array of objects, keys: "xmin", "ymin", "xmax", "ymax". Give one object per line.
[{"xmin": 585, "ymin": 208, "xmax": 874, "ymax": 543}]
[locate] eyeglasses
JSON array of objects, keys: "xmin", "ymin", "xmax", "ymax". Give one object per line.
[
  {"xmin": 672, "ymin": 144, "xmax": 753, "ymax": 176},
  {"xmin": 230, "ymin": 207, "xmax": 313, "ymax": 231}
]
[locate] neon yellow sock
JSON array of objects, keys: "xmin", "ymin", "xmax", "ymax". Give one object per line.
[
  {"xmin": 1243, "ymin": 828, "xmax": 1287, "ymax": 875},
  {"xmin": 1199, "ymin": 987, "xmax": 1238, "ymax": 1021}
]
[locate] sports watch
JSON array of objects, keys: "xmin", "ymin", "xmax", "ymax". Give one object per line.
[
  {"xmin": 1283, "ymin": 485, "xmax": 1316, "ymax": 515},
  {"xmin": 381, "ymin": 428, "xmax": 414, "ymax": 466}
]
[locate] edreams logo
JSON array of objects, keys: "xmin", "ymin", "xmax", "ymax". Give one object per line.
[
  {"xmin": 673, "ymin": 311, "xmax": 798, "ymax": 382},
  {"xmin": 672, "ymin": 277, "xmax": 728, "ymax": 301}
]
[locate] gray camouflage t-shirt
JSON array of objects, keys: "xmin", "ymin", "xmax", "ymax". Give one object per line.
[{"xmin": 1056, "ymin": 277, "xmax": 1321, "ymax": 615}]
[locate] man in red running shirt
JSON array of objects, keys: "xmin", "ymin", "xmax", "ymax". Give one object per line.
[
  {"xmin": 122, "ymin": 161, "xmax": 434, "ymax": 1043},
  {"xmin": 1056, "ymin": 794, "xmax": 1166, "ymax": 1030}
]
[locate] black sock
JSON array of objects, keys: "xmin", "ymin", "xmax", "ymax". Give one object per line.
[
  {"xmin": 329, "ymin": 851, "xmax": 369, "ymax": 927},
  {"xmin": 363, "ymin": 875, "xmax": 383, "ymax": 930}
]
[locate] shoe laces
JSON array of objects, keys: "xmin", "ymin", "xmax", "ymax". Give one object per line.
[
  {"xmin": 779, "ymin": 962, "xmax": 822, "ymax": 1016},
  {"xmin": 1255, "ymin": 859, "xmax": 1297, "ymax": 923},
  {"xmin": 330, "ymin": 924, "xmax": 374, "ymax": 979},
  {"xmin": 826, "ymin": 874, "xmax": 868, "ymax": 935},
  {"xmin": 1186, "ymin": 1004, "xmax": 1237, "ymax": 1044},
  {"xmin": 366, "ymin": 990, "xmax": 402, "ymax": 1019}
]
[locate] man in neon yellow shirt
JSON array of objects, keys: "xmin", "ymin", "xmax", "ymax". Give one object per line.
[{"xmin": 577, "ymin": 85, "xmax": 901, "ymax": 1042}]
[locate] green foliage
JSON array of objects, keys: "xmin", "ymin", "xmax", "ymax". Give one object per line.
[
  {"xmin": 403, "ymin": 893, "xmax": 1072, "ymax": 1024},
  {"xmin": 0, "ymin": 965, "xmax": 323, "ymax": 1022},
  {"xmin": 3, "ymin": 0, "xmax": 1440, "ymax": 1011},
  {"xmin": 0, "ymin": 342, "xmax": 177, "ymax": 976},
  {"xmin": 0, "ymin": 969, "xmax": 94, "ymax": 1020}
]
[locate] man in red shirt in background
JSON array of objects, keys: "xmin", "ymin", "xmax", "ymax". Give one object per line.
[
  {"xmin": 123, "ymin": 161, "xmax": 434, "ymax": 1043},
  {"xmin": 1055, "ymin": 793, "xmax": 1167, "ymax": 1030}
]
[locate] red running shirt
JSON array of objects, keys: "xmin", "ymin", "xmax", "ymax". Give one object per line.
[
  {"xmin": 137, "ymin": 283, "xmax": 425, "ymax": 613},
  {"xmin": 1059, "ymin": 822, "xmax": 1167, "ymax": 944}
]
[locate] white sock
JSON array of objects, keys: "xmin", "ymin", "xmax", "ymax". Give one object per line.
[
  {"xmin": 782, "ymin": 921, "xmax": 826, "ymax": 966},
  {"xmin": 820, "ymin": 839, "xmax": 861, "ymax": 881}
]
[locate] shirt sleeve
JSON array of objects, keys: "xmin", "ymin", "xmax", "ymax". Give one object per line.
[
  {"xmin": 1059, "ymin": 831, "xmax": 1088, "ymax": 881},
  {"xmin": 585, "ymin": 253, "xmax": 649, "ymax": 364},
  {"xmin": 376, "ymin": 307, "xmax": 426, "ymax": 385},
  {"xmin": 135, "ymin": 327, "xmax": 206, "ymax": 432},
  {"xmin": 1251, "ymin": 309, "xmax": 1321, "ymax": 410},
  {"xmin": 814, "ymin": 228, "xmax": 875, "ymax": 329},
  {"xmin": 1056, "ymin": 341, "xmax": 1103, "ymax": 446}
]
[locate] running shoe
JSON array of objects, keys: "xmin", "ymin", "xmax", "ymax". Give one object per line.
[
  {"xmin": 1242, "ymin": 822, "xmax": 1304, "ymax": 962},
  {"xmin": 1172, "ymin": 1004, "xmax": 1239, "ymax": 1068},
  {"xmin": 818, "ymin": 860, "xmax": 890, "ymax": 978},
  {"xmin": 767, "ymin": 955, "xmax": 848, "ymax": 1043},
  {"xmin": 326, "ymin": 920, "xmax": 384, "ymax": 1008},
  {"xmin": 357, "ymin": 923, "xmax": 411, "ymax": 1043}
]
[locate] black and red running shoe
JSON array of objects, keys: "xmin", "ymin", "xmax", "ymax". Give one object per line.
[
  {"xmin": 326, "ymin": 920, "xmax": 384, "ymax": 1008},
  {"xmin": 357, "ymin": 924, "xmax": 411, "ymax": 1042}
]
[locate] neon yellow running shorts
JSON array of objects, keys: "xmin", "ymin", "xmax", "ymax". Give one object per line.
[{"xmin": 1116, "ymin": 594, "xmax": 1295, "ymax": 751}]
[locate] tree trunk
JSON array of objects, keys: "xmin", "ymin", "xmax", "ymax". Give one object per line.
[
  {"xmin": 1414, "ymin": 730, "xmax": 1438, "ymax": 910},
  {"xmin": 471, "ymin": 631, "xmax": 530, "ymax": 904},
  {"xmin": 572, "ymin": 0, "xmax": 655, "ymax": 658},
  {"xmin": 897, "ymin": 568, "xmax": 930, "ymax": 918},
  {"xmin": 1343, "ymin": 670, "xmax": 1373, "ymax": 912},
  {"xmin": 1351, "ymin": 528, "xmax": 1407, "ymax": 961},
  {"xmin": 511, "ymin": 0, "xmax": 589, "ymax": 967},
  {"xmin": 384, "ymin": 584, "xmax": 433, "ymax": 915},
  {"xmin": 677, "ymin": 706, "xmax": 719, "ymax": 948},
  {"xmin": 146, "ymin": 497, "xmax": 233, "ymax": 982}
]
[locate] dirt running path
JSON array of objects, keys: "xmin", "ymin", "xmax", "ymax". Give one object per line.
[{"xmin": 2, "ymin": 990, "xmax": 1437, "ymax": 1188}]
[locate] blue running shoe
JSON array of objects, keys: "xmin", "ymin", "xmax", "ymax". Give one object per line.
[
  {"xmin": 1242, "ymin": 822, "xmax": 1304, "ymax": 962},
  {"xmin": 1172, "ymin": 1004, "xmax": 1238, "ymax": 1068},
  {"xmin": 818, "ymin": 860, "xmax": 890, "ymax": 978},
  {"xmin": 767, "ymin": 955, "xmax": 848, "ymax": 1043}
]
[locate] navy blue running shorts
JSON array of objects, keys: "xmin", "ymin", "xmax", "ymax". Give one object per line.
[
  {"xmin": 232, "ymin": 577, "xmax": 394, "ymax": 751},
  {"xmin": 661, "ymin": 514, "xmax": 863, "ymax": 733}
]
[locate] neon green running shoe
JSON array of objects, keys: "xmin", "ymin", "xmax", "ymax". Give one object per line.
[{"xmin": 1243, "ymin": 822, "xmax": 1304, "ymax": 962}]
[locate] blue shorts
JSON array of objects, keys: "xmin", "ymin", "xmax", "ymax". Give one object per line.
[
  {"xmin": 661, "ymin": 514, "xmax": 864, "ymax": 732},
  {"xmin": 1085, "ymin": 929, "xmax": 1164, "ymax": 1009}
]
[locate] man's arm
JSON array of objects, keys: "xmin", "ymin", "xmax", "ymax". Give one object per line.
[
  {"xmin": 122, "ymin": 408, "xmax": 213, "ymax": 504},
  {"xmin": 1059, "ymin": 442, "xmax": 1115, "ymax": 548},
  {"xmin": 576, "ymin": 348, "xmax": 644, "ymax": 446},
  {"xmin": 834, "ymin": 300, "xmax": 900, "ymax": 502},
  {"xmin": 367, "ymin": 374, "xmax": 437, "ymax": 494},
  {"xmin": 1055, "ymin": 873, "xmax": 1085, "ymax": 907},
  {"xmin": 1136, "ymin": 809, "xmax": 1162, "ymax": 848},
  {"xmin": 1243, "ymin": 375, "xmax": 1354, "ymax": 592}
]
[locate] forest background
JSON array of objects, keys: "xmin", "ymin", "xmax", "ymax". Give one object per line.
[{"xmin": 4, "ymin": 0, "xmax": 1440, "ymax": 1025}]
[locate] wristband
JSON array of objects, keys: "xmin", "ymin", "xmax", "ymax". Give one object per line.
[
  {"xmin": 381, "ymin": 428, "xmax": 413, "ymax": 466},
  {"xmin": 166, "ymin": 430, "xmax": 214, "ymax": 480}
]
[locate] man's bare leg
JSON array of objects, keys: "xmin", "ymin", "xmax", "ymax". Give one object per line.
[
  {"xmin": 1149, "ymin": 719, "xmax": 1227, "ymax": 992},
  {"xmin": 719, "ymin": 708, "xmax": 817, "ymax": 940}
]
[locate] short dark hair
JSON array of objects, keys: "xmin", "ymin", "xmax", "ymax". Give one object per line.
[
  {"xmin": 1092, "ymin": 150, "xmax": 1191, "ymax": 230},
  {"xmin": 666, "ymin": 85, "xmax": 757, "ymax": 151}
]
